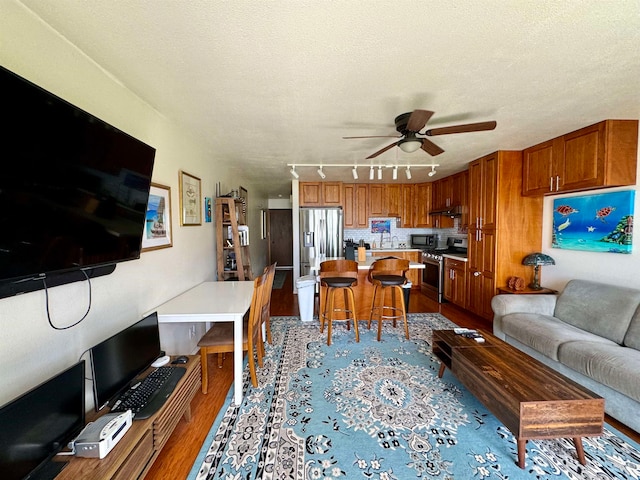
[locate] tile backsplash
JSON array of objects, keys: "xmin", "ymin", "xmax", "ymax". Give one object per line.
[{"xmin": 345, "ymin": 217, "xmax": 462, "ymax": 248}]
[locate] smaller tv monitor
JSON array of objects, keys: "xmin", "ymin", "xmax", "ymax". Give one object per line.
[
  {"xmin": 0, "ymin": 361, "xmax": 85, "ymax": 480},
  {"xmin": 91, "ymin": 312, "xmax": 162, "ymax": 411}
]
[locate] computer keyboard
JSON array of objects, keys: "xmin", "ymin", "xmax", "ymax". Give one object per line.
[{"xmin": 111, "ymin": 366, "xmax": 186, "ymax": 420}]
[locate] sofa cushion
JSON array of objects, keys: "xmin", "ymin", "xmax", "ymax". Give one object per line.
[
  {"xmin": 623, "ymin": 308, "xmax": 640, "ymax": 350},
  {"xmin": 501, "ymin": 313, "xmax": 616, "ymax": 361},
  {"xmin": 554, "ymin": 280, "xmax": 640, "ymax": 344},
  {"xmin": 558, "ymin": 341, "xmax": 640, "ymax": 403}
]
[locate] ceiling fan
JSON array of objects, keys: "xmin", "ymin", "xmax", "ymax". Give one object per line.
[{"xmin": 343, "ymin": 110, "xmax": 497, "ymax": 159}]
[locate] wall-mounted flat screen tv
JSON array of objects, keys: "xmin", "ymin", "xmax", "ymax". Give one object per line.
[
  {"xmin": 0, "ymin": 65, "xmax": 156, "ymax": 285},
  {"xmin": 91, "ymin": 312, "xmax": 162, "ymax": 411},
  {"xmin": 0, "ymin": 361, "xmax": 85, "ymax": 480}
]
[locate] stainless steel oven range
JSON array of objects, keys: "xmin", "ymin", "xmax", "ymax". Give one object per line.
[{"xmin": 420, "ymin": 237, "xmax": 468, "ymax": 303}]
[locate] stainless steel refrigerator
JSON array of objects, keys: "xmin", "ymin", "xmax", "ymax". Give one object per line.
[{"xmin": 300, "ymin": 207, "xmax": 344, "ymax": 276}]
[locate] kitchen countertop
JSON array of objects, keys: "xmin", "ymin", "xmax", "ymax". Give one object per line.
[
  {"xmin": 309, "ymin": 256, "xmax": 425, "ymax": 272},
  {"xmin": 442, "ymin": 253, "xmax": 468, "ymax": 262}
]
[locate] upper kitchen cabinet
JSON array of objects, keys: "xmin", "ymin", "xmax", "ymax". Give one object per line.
[
  {"xmin": 414, "ymin": 183, "xmax": 433, "ymax": 228},
  {"xmin": 522, "ymin": 120, "xmax": 638, "ymax": 196},
  {"xmin": 343, "ymin": 184, "xmax": 369, "ymax": 228},
  {"xmin": 401, "ymin": 184, "xmax": 414, "ymax": 228},
  {"xmin": 368, "ymin": 184, "xmax": 403, "ymax": 219},
  {"xmin": 300, "ymin": 182, "xmax": 343, "ymax": 206}
]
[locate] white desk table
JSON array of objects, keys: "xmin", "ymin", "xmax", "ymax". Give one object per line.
[{"xmin": 153, "ymin": 281, "xmax": 254, "ymax": 405}]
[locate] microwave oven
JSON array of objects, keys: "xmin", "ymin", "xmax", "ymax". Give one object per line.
[{"xmin": 410, "ymin": 234, "xmax": 436, "ymax": 249}]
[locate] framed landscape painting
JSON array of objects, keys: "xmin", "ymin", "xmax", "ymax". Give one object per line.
[
  {"xmin": 552, "ymin": 190, "xmax": 634, "ymax": 254},
  {"xmin": 142, "ymin": 183, "xmax": 173, "ymax": 252}
]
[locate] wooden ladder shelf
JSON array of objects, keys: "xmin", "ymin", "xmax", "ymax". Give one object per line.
[{"xmin": 216, "ymin": 197, "xmax": 252, "ymax": 281}]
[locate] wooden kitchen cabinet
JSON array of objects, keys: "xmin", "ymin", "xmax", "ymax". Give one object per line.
[
  {"xmin": 299, "ymin": 182, "xmax": 343, "ymax": 206},
  {"xmin": 401, "ymin": 184, "xmax": 414, "ymax": 228},
  {"xmin": 343, "ymin": 184, "xmax": 368, "ymax": 228},
  {"xmin": 467, "ymin": 151, "xmax": 543, "ymax": 321},
  {"xmin": 522, "ymin": 120, "xmax": 638, "ymax": 196},
  {"xmin": 414, "ymin": 182, "xmax": 433, "ymax": 228},
  {"xmin": 368, "ymin": 184, "xmax": 403, "ymax": 220},
  {"xmin": 443, "ymin": 257, "xmax": 467, "ymax": 308}
]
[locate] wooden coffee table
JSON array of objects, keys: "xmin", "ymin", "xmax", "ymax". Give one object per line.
[{"xmin": 432, "ymin": 329, "xmax": 604, "ymax": 468}]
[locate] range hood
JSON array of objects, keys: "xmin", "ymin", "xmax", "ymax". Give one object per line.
[{"xmin": 429, "ymin": 205, "xmax": 463, "ymax": 217}]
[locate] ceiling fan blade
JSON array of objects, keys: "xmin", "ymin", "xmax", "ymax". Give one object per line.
[
  {"xmin": 343, "ymin": 135, "xmax": 401, "ymax": 139},
  {"xmin": 425, "ymin": 120, "xmax": 497, "ymax": 136},
  {"xmin": 421, "ymin": 138, "xmax": 445, "ymax": 156},
  {"xmin": 406, "ymin": 109, "xmax": 434, "ymax": 132},
  {"xmin": 366, "ymin": 141, "xmax": 399, "ymax": 159}
]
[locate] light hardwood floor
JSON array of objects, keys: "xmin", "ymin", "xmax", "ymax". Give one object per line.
[{"xmin": 145, "ymin": 271, "xmax": 639, "ymax": 480}]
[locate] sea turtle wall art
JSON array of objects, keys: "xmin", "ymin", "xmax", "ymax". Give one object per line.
[{"xmin": 552, "ymin": 190, "xmax": 634, "ymax": 254}]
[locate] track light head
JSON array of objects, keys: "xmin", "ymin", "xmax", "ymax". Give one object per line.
[
  {"xmin": 377, "ymin": 166, "xmax": 382, "ymax": 180},
  {"xmin": 428, "ymin": 165, "xmax": 437, "ymax": 177},
  {"xmin": 317, "ymin": 166, "xmax": 326, "ymax": 179},
  {"xmin": 392, "ymin": 166, "xmax": 398, "ymax": 180},
  {"xmin": 289, "ymin": 166, "xmax": 299, "ymax": 179},
  {"xmin": 369, "ymin": 166, "xmax": 374, "ymax": 180},
  {"xmin": 405, "ymin": 167, "xmax": 412, "ymax": 180}
]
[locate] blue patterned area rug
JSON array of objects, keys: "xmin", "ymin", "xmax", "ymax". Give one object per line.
[{"xmin": 188, "ymin": 314, "xmax": 640, "ymax": 479}]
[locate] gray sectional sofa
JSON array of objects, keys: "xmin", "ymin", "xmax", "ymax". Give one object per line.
[{"xmin": 491, "ymin": 279, "xmax": 640, "ymax": 434}]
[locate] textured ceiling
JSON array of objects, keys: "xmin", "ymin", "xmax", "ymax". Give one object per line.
[{"xmin": 19, "ymin": 0, "xmax": 640, "ymax": 198}]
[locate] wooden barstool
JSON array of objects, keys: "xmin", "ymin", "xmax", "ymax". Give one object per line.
[
  {"xmin": 319, "ymin": 259, "xmax": 360, "ymax": 346},
  {"xmin": 368, "ymin": 257, "xmax": 410, "ymax": 341}
]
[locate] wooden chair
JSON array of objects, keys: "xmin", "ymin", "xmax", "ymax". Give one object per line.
[
  {"xmin": 197, "ymin": 272, "xmax": 266, "ymax": 393},
  {"xmin": 319, "ymin": 259, "xmax": 359, "ymax": 346},
  {"xmin": 368, "ymin": 257, "xmax": 410, "ymax": 341},
  {"xmin": 260, "ymin": 262, "xmax": 277, "ymax": 345}
]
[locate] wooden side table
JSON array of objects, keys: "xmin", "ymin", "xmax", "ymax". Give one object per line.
[{"xmin": 497, "ymin": 286, "xmax": 557, "ymax": 295}]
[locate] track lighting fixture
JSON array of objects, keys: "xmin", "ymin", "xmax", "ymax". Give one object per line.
[{"xmin": 286, "ymin": 163, "xmax": 438, "ymax": 180}]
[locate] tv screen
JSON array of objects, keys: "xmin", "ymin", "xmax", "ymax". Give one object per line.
[
  {"xmin": 91, "ymin": 312, "xmax": 162, "ymax": 411},
  {"xmin": 0, "ymin": 65, "xmax": 156, "ymax": 284},
  {"xmin": 0, "ymin": 361, "xmax": 85, "ymax": 480}
]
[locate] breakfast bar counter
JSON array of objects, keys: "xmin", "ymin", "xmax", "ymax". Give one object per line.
[{"xmin": 310, "ymin": 256, "xmax": 424, "ymax": 321}]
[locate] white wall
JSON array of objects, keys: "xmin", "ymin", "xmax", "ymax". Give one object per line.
[
  {"xmin": 540, "ymin": 128, "xmax": 640, "ymax": 291},
  {"xmin": 0, "ymin": 2, "xmax": 266, "ymax": 408}
]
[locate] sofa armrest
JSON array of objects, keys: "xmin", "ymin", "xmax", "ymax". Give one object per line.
[{"xmin": 491, "ymin": 294, "xmax": 558, "ymax": 339}]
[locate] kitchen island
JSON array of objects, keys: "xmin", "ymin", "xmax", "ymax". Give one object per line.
[{"xmin": 310, "ymin": 255, "xmax": 424, "ymax": 321}]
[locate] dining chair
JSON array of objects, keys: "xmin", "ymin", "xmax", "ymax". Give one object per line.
[
  {"xmin": 368, "ymin": 257, "xmax": 410, "ymax": 341},
  {"xmin": 197, "ymin": 271, "xmax": 266, "ymax": 393},
  {"xmin": 261, "ymin": 262, "xmax": 277, "ymax": 345},
  {"xmin": 319, "ymin": 259, "xmax": 359, "ymax": 346}
]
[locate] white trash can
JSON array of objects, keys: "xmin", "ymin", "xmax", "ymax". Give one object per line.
[
  {"xmin": 402, "ymin": 281, "xmax": 412, "ymax": 312},
  {"xmin": 296, "ymin": 275, "xmax": 317, "ymax": 322}
]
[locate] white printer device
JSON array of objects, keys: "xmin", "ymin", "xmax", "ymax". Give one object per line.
[{"xmin": 70, "ymin": 410, "xmax": 132, "ymax": 459}]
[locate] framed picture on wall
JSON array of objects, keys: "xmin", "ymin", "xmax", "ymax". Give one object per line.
[
  {"xmin": 142, "ymin": 183, "xmax": 173, "ymax": 252},
  {"xmin": 179, "ymin": 170, "xmax": 202, "ymax": 226}
]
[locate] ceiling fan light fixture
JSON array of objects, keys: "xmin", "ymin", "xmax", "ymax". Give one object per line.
[
  {"xmin": 369, "ymin": 166, "xmax": 374, "ymax": 180},
  {"xmin": 290, "ymin": 166, "xmax": 299, "ymax": 179},
  {"xmin": 405, "ymin": 166, "xmax": 412, "ymax": 180},
  {"xmin": 352, "ymin": 166, "xmax": 358, "ymax": 180},
  {"xmin": 317, "ymin": 166, "xmax": 326, "ymax": 179},
  {"xmin": 398, "ymin": 138, "xmax": 423, "ymax": 153}
]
